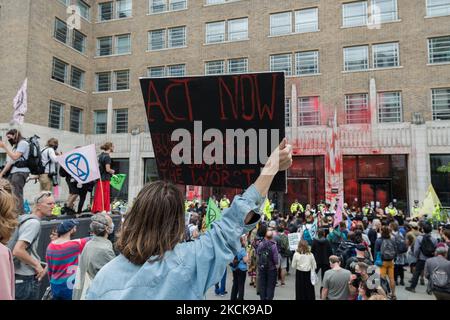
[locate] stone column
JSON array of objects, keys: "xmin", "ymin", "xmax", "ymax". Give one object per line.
[
  {"xmin": 410, "ymin": 123, "xmax": 430, "ymax": 207},
  {"xmin": 107, "ymin": 97, "xmax": 113, "ymax": 135},
  {"xmin": 127, "ymin": 131, "xmax": 142, "ymax": 203}
]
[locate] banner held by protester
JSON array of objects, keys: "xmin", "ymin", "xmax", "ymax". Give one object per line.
[{"xmin": 56, "ymin": 144, "xmax": 100, "ymax": 184}]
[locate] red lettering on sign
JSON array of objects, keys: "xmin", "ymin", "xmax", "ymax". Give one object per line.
[{"xmin": 218, "ymin": 77, "xmax": 239, "ymax": 120}]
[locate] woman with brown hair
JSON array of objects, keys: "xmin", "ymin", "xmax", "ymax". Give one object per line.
[
  {"xmin": 291, "ymin": 240, "xmax": 317, "ymax": 300},
  {"xmin": 86, "ymin": 139, "xmax": 292, "ymax": 300},
  {"xmin": 92, "ymin": 142, "xmax": 115, "ymax": 213},
  {"xmin": 0, "ymin": 179, "xmax": 18, "ymax": 300}
]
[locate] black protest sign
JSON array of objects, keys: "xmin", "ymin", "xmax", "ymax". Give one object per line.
[{"xmin": 140, "ymin": 72, "xmax": 286, "ymax": 191}]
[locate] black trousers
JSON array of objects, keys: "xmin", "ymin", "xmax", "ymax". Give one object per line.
[
  {"xmin": 258, "ymin": 269, "xmax": 277, "ymax": 300},
  {"xmin": 410, "ymin": 259, "xmax": 426, "ymax": 289},
  {"xmin": 231, "ymin": 269, "xmax": 247, "ymax": 300},
  {"xmin": 394, "ymin": 264, "xmax": 404, "ymax": 282}
]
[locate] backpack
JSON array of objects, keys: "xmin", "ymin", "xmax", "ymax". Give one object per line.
[
  {"xmin": 431, "ymin": 266, "xmax": 449, "ymax": 291},
  {"xmin": 394, "ymin": 233, "xmax": 408, "ymax": 254},
  {"xmin": 26, "ymin": 135, "xmax": 45, "ymax": 175},
  {"xmin": 7, "ymin": 216, "xmax": 40, "ymax": 268},
  {"xmin": 302, "ymin": 227, "xmax": 313, "ymax": 246},
  {"xmin": 277, "ymin": 234, "xmax": 291, "ymax": 258},
  {"xmin": 336, "ymin": 241, "xmax": 356, "ymax": 263},
  {"xmin": 420, "ymin": 234, "xmax": 436, "ymax": 258},
  {"xmin": 380, "ymin": 238, "xmax": 397, "ymax": 261},
  {"xmin": 258, "ymin": 242, "xmax": 273, "ymax": 270}
]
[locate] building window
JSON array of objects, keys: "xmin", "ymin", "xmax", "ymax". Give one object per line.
[
  {"xmin": 345, "ymin": 93, "xmax": 369, "ymax": 124},
  {"xmin": 148, "ymin": 65, "xmax": 186, "ymax": 77},
  {"xmin": 148, "ymin": 29, "xmax": 165, "ymax": 50},
  {"xmin": 148, "ymin": 66, "xmax": 166, "ymax": 77},
  {"xmin": 170, "ymin": 0, "xmax": 187, "ymax": 10},
  {"xmin": 94, "ymin": 110, "xmax": 107, "ymax": 134},
  {"xmin": 377, "ymin": 92, "xmax": 402, "ymax": 122},
  {"xmin": 144, "ymin": 158, "xmax": 159, "ymax": 184},
  {"xmin": 150, "ymin": 0, "xmax": 186, "ymax": 13},
  {"xmin": 372, "ymin": 42, "xmax": 399, "ymax": 68},
  {"xmin": 117, "ymin": 0, "xmax": 132, "ymax": 18},
  {"xmin": 270, "ymin": 53, "xmax": 292, "ymax": 76},
  {"xmin": 113, "ymin": 109, "xmax": 128, "ymax": 133},
  {"xmin": 59, "ymin": 0, "xmax": 69, "ymax": 5},
  {"xmin": 149, "ymin": 27, "xmax": 185, "ymax": 50},
  {"xmin": 285, "ymin": 98, "xmax": 291, "ymax": 127},
  {"xmin": 432, "ymin": 88, "xmax": 450, "ymax": 120},
  {"xmin": 77, "ymin": 0, "xmax": 90, "ymax": 20},
  {"xmin": 373, "ymin": 0, "xmax": 398, "ymax": 23},
  {"xmin": 168, "ymin": 26, "xmax": 186, "ymax": 48},
  {"xmin": 298, "ymin": 97, "xmax": 320, "ymax": 126},
  {"xmin": 270, "ymin": 12, "xmax": 292, "ymax": 36},
  {"xmin": 205, "ymin": 60, "xmax": 225, "ymax": 75},
  {"xmin": 430, "ymin": 154, "xmax": 450, "ymax": 207},
  {"xmin": 97, "ymin": 36, "xmax": 113, "ymax": 56},
  {"xmin": 167, "ymin": 64, "xmax": 186, "ymax": 76},
  {"xmin": 427, "ymin": 0, "xmax": 450, "ymax": 17},
  {"xmin": 428, "ymin": 36, "xmax": 450, "ymax": 64},
  {"xmin": 206, "ymin": 0, "xmax": 234, "ymax": 4},
  {"xmin": 99, "ymin": 2, "xmax": 113, "ymax": 21},
  {"xmin": 70, "ymin": 66, "xmax": 85, "ymax": 90},
  {"xmin": 97, "ymin": 34, "xmax": 131, "ymax": 56},
  {"xmin": 54, "ymin": 18, "xmax": 68, "ymax": 43},
  {"xmin": 49, "ymin": 101, "xmax": 64, "ymax": 130},
  {"xmin": 295, "ymin": 8, "xmax": 318, "ymax": 33},
  {"xmin": 228, "ymin": 58, "xmax": 248, "ymax": 74},
  {"xmin": 344, "ymin": 46, "xmax": 369, "ymax": 71},
  {"xmin": 116, "ymin": 34, "xmax": 131, "ymax": 54},
  {"xmin": 206, "ymin": 21, "xmax": 225, "ymax": 43},
  {"xmin": 70, "ymin": 106, "xmax": 83, "ymax": 133},
  {"xmin": 228, "ymin": 18, "xmax": 248, "ymax": 41},
  {"xmin": 343, "ymin": 1, "xmax": 368, "ymax": 27},
  {"xmin": 343, "ymin": 0, "xmax": 398, "ymax": 27},
  {"xmin": 52, "ymin": 58, "xmax": 68, "ymax": 83},
  {"xmin": 115, "ymin": 70, "xmax": 130, "ymax": 90},
  {"xmin": 72, "ymin": 29, "xmax": 86, "ymax": 53},
  {"xmin": 96, "ymin": 72, "xmax": 112, "ymax": 92},
  {"xmin": 54, "ymin": 18, "xmax": 86, "ymax": 53},
  {"xmin": 295, "ymin": 50, "xmax": 319, "ymax": 75}
]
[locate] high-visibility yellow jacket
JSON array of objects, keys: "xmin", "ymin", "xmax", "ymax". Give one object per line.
[
  {"xmin": 290, "ymin": 202, "xmax": 304, "ymax": 214},
  {"xmin": 220, "ymin": 198, "xmax": 230, "ymax": 210}
]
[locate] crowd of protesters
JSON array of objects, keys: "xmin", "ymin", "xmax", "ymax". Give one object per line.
[{"xmin": 0, "ymin": 132, "xmax": 449, "ymax": 301}]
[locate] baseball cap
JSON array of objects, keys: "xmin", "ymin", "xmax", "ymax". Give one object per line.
[{"xmin": 57, "ymin": 219, "xmax": 79, "ymax": 236}]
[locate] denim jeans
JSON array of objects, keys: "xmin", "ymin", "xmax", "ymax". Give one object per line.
[
  {"xmin": 15, "ymin": 274, "xmax": 40, "ymax": 300},
  {"xmin": 215, "ymin": 269, "xmax": 227, "ymax": 294}
]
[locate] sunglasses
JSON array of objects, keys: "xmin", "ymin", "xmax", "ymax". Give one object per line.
[{"xmin": 36, "ymin": 192, "xmax": 52, "ymax": 203}]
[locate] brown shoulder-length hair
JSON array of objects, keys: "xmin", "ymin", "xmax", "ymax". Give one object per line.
[
  {"xmin": 100, "ymin": 142, "xmax": 113, "ymax": 151},
  {"xmin": 297, "ymin": 240, "xmax": 310, "ymax": 254},
  {"xmin": 116, "ymin": 180, "xmax": 185, "ymax": 265},
  {"xmin": 381, "ymin": 225, "xmax": 391, "ymax": 239},
  {"xmin": 0, "ymin": 179, "xmax": 18, "ymax": 244}
]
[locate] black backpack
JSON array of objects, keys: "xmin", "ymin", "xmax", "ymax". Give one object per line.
[
  {"xmin": 420, "ymin": 234, "xmax": 436, "ymax": 258},
  {"xmin": 258, "ymin": 243, "xmax": 273, "ymax": 270},
  {"xmin": 14, "ymin": 135, "xmax": 45, "ymax": 175}
]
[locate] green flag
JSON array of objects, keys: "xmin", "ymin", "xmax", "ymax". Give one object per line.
[
  {"xmin": 110, "ymin": 174, "xmax": 127, "ymax": 191},
  {"xmin": 205, "ymin": 198, "xmax": 222, "ymax": 230}
]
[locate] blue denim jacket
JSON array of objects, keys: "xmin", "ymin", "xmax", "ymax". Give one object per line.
[{"xmin": 86, "ymin": 185, "xmax": 264, "ymax": 300}]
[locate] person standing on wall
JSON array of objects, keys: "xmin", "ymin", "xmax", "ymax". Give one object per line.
[
  {"xmin": 39, "ymin": 138, "xmax": 60, "ymax": 192},
  {"xmin": 92, "ymin": 143, "xmax": 115, "ymax": 214},
  {"xmin": 0, "ymin": 129, "xmax": 30, "ymax": 214}
]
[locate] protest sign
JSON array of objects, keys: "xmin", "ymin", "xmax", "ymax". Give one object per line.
[{"xmin": 140, "ymin": 73, "xmax": 286, "ymax": 191}]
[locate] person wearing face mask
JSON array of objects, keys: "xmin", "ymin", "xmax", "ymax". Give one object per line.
[
  {"xmin": 0, "ymin": 129, "xmax": 30, "ymax": 214},
  {"xmin": 39, "ymin": 138, "xmax": 61, "ymax": 192},
  {"xmin": 73, "ymin": 213, "xmax": 116, "ymax": 300}
]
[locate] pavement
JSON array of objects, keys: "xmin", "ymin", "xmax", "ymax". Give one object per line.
[{"xmin": 206, "ymin": 266, "xmax": 435, "ymax": 300}]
